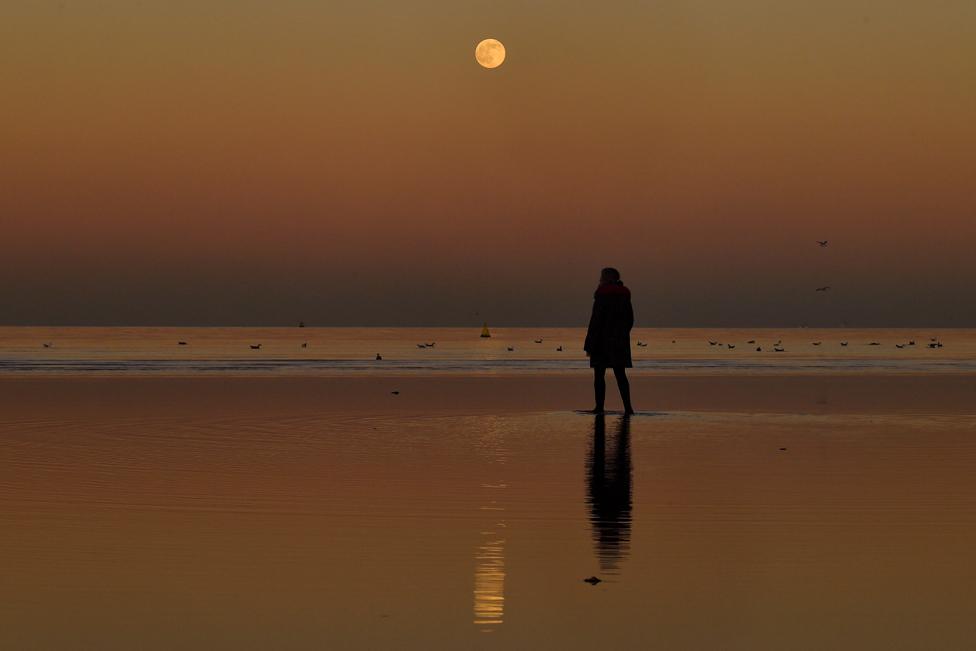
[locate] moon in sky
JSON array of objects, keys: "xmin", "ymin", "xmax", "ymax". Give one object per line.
[{"xmin": 475, "ymin": 38, "xmax": 506, "ymax": 69}]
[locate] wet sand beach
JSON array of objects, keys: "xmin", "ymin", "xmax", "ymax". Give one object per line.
[{"xmin": 2, "ymin": 372, "xmax": 976, "ymax": 649}]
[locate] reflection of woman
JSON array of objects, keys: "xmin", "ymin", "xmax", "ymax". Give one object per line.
[{"xmin": 585, "ymin": 414, "xmax": 632, "ymax": 573}]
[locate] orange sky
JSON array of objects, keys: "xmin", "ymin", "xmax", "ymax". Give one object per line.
[{"xmin": 2, "ymin": 1, "xmax": 974, "ymax": 325}]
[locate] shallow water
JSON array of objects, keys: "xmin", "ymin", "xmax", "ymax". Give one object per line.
[
  {"xmin": 2, "ymin": 377, "xmax": 975, "ymax": 649},
  {"xmin": 1, "ymin": 326, "xmax": 974, "ymax": 374}
]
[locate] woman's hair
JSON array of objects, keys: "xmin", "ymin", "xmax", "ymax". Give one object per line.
[{"xmin": 601, "ymin": 267, "xmax": 621, "ymax": 282}]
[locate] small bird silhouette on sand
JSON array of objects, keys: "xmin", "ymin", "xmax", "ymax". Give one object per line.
[
  {"xmin": 42, "ymin": 343, "xmax": 52, "ymax": 348},
  {"xmin": 556, "ymin": 345, "xmax": 563, "ymax": 351},
  {"xmin": 375, "ymin": 353, "xmax": 382, "ymax": 360},
  {"xmin": 177, "ymin": 341, "xmax": 187, "ymax": 346},
  {"xmin": 507, "ymin": 346, "xmax": 515, "ymax": 351},
  {"xmin": 583, "ymin": 576, "xmax": 602, "ymax": 585},
  {"xmin": 727, "ymin": 344, "xmax": 735, "ymax": 349},
  {"xmin": 250, "ymin": 344, "xmax": 261, "ymax": 350},
  {"xmin": 390, "ymin": 390, "xmax": 399, "ymax": 395}
]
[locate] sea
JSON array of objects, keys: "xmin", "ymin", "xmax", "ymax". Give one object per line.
[{"xmin": 1, "ymin": 326, "xmax": 973, "ymax": 374}]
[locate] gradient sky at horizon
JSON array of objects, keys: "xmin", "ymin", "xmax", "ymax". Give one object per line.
[{"xmin": 2, "ymin": 0, "xmax": 974, "ymax": 326}]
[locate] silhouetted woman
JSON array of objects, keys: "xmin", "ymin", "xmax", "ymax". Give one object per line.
[{"xmin": 584, "ymin": 267, "xmax": 634, "ymax": 414}]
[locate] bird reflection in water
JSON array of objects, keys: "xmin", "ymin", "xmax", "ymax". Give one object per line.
[{"xmin": 586, "ymin": 414, "xmax": 632, "ymax": 574}]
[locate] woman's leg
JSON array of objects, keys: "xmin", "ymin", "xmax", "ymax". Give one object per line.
[
  {"xmin": 593, "ymin": 366, "xmax": 607, "ymax": 413},
  {"xmin": 612, "ymin": 366, "xmax": 634, "ymax": 414}
]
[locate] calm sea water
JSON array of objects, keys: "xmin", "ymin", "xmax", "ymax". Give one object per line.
[{"xmin": 1, "ymin": 327, "xmax": 974, "ymax": 374}]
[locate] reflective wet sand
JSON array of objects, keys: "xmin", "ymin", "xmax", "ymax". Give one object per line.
[{"xmin": 1, "ymin": 375, "xmax": 975, "ymax": 649}]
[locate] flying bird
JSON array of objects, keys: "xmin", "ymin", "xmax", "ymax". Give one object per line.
[{"xmin": 817, "ymin": 240, "xmax": 829, "ymax": 247}]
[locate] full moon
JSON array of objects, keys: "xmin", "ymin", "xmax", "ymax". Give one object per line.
[{"xmin": 475, "ymin": 38, "xmax": 506, "ymax": 69}]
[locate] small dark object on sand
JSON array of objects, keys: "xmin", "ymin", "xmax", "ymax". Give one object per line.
[
  {"xmin": 556, "ymin": 345, "xmax": 563, "ymax": 351},
  {"xmin": 391, "ymin": 390, "xmax": 399, "ymax": 395},
  {"xmin": 534, "ymin": 339, "xmax": 543, "ymax": 344},
  {"xmin": 747, "ymin": 340, "xmax": 756, "ymax": 344},
  {"xmin": 376, "ymin": 354, "xmax": 383, "ymax": 360},
  {"xmin": 507, "ymin": 346, "xmax": 515, "ymax": 351},
  {"xmin": 727, "ymin": 344, "xmax": 735, "ymax": 349},
  {"xmin": 583, "ymin": 576, "xmax": 602, "ymax": 585},
  {"xmin": 178, "ymin": 341, "xmax": 187, "ymax": 346},
  {"xmin": 301, "ymin": 342, "xmax": 308, "ymax": 348},
  {"xmin": 868, "ymin": 342, "xmax": 881, "ymax": 346},
  {"xmin": 840, "ymin": 341, "xmax": 849, "ymax": 346},
  {"xmin": 756, "ymin": 346, "xmax": 762, "ymax": 351},
  {"xmin": 779, "ymin": 447, "xmax": 787, "ymax": 451},
  {"xmin": 250, "ymin": 344, "xmax": 261, "ymax": 350}
]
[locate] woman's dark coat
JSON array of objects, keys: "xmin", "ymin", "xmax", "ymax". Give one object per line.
[{"xmin": 584, "ymin": 282, "xmax": 634, "ymax": 368}]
